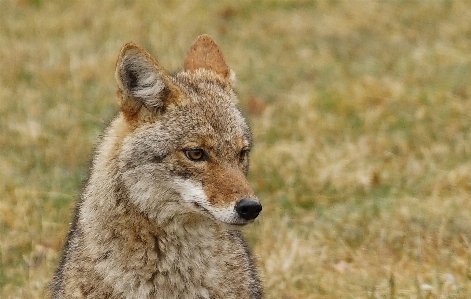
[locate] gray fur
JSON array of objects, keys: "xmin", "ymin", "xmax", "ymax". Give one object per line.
[{"xmin": 52, "ymin": 35, "xmax": 262, "ymax": 299}]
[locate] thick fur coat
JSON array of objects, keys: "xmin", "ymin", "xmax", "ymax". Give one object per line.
[{"xmin": 52, "ymin": 35, "xmax": 262, "ymax": 299}]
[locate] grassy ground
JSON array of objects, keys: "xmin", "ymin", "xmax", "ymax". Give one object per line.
[{"xmin": 2, "ymin": 0, "xmax": 471, "ymax": 298}]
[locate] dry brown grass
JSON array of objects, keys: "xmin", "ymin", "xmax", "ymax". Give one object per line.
[{"xmin": 2, "ymin": 0, "xmax": 471, "ymax": 298}]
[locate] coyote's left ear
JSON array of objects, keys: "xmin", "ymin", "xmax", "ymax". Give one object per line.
[
  {"xmin": 183, "ymin": 34, "xmax": 236, "ymax": 84},
  {"xmin": 115, "ymin": 43, "xmax": 182, "ymax": 121}
]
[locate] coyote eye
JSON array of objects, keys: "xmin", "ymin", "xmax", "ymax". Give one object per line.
[
  {"xmin": 239, "ymin": 149, "xmax": 250, "ymax": 164},
  {"xmin": 184, "ymin": 149, "xmax": 207, "ymax": 162}
]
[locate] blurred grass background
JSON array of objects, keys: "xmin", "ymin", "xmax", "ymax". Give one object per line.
[{"xmin": 2, "ymin": 0, "xmax": 471, "ymax": 298}]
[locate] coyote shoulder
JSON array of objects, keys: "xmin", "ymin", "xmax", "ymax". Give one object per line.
[{"xmin": 51, "ymin": 34, "xmax": 263, "ymax": 299}]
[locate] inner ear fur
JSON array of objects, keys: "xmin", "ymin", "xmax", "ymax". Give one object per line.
[{"xmin": 115, "ymin": 43, "xmax": 181, "ymax": 120}]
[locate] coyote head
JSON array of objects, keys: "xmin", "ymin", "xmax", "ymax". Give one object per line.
[{"xmin": 112, "ymin": 35, "xmax": 261, "ymax": 226}]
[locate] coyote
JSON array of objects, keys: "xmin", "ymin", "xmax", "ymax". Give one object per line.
[{"xmin": 51, "ymin": 35, "xmax": 263, "ymax": 299}]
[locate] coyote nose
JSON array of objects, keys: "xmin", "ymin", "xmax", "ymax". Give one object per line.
[{"xmin": 235, "ymin": 198, "xmax": 262, "ymax": 220}]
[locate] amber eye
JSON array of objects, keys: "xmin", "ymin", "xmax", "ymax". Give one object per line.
[
  {"xmin": 239, "ymin": 149, "xmax": 250, "ymax": 164},
  {"xmin": 184, "ymin": 149, "xmax": 207, "ymax": 162}
]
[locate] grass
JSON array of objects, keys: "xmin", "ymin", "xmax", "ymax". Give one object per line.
[{"xmin": 2, "ymin": 0, "xmax": 471, "ymax": 298}]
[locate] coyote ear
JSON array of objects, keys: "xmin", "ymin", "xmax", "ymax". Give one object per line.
[
  {"xmin": 115, "ymin": 43, "xmax": 181, "ymax": 119},
  {"xmin": 183, "ymin": 34, "xmax": 233, "ymax": 81}
]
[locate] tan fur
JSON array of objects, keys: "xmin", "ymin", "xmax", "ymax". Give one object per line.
[
  {"xmin": 183, "ymin": 34, "xmax": 231, "ymax": 79},
  {"xmin": 204, "ymin": 164, "xmax": 256, "ymax": 206},
  {"xmin": 51, "ymin": 35, "xmax": 262, "ymax": 299}
]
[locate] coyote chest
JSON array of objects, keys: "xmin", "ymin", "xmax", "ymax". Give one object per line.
[
  {"xmin": 89, "ymin": 208, "xmax": 258, "ymax": 298},
  {"xmin": 51, "ymin": 35, "xmax": 263, "ymax": 299}
]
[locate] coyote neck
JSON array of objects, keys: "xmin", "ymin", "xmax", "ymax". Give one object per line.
[{"xmin": 82, "ymin": 179, "xmax": 236, "ymax": 298}]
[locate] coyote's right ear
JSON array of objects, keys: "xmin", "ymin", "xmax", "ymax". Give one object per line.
[{"xmin": 115, "ymin": 43, "xmax": 181, "ymax": 121}]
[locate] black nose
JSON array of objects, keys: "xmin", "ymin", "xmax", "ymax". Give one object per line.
[{"xmin": 235, "ymin": 198, "xmax": 262, "ymax": 220}]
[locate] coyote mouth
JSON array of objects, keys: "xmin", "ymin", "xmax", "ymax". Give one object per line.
[
  {"xmin": 191, "ymin": 201, "xmax": 217, "ymax": 219},
  {"xmin": 192, "ymin": 201, "xmax": 209, "ymax": 212},
  {"xmin": 191, "ymin": 201, "xmax": 249, "ymax": 226}
]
